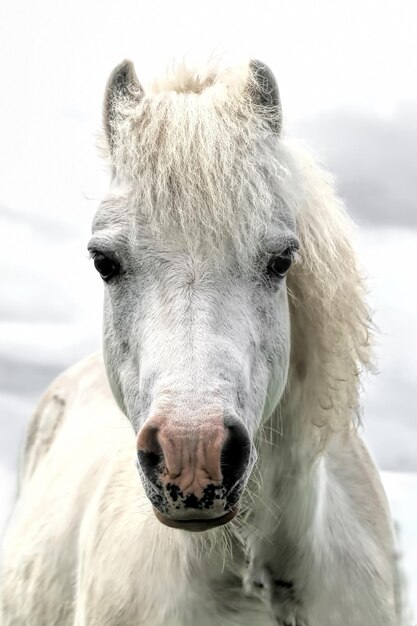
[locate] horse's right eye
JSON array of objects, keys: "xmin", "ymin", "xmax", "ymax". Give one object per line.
[
  {"xmin": 92, "ymin": 253, "xmax": 120, "ymax": 281},
  {"xmin": 266, "ymin": 253, "xmax": 293, "ymax": 279}
]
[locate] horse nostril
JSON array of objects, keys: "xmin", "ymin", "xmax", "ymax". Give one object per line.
[
  {"xmin": 138, "ymin": 449, "xmax": 163, "ymax": 476},
  {"xmin": 221, "ymin": 419, "xmax": 251, "ymax": 491},
  {"xmin": 137, "ymin": 424, "xmax": 164, "ymax": 479}
]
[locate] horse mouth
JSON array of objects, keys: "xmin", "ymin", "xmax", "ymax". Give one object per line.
[{"xmin": 152, "ymin": 506, "xmax": 238, "ymax": 532}]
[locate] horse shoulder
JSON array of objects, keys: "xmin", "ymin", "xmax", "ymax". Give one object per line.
[
  {"xmin": 1, "ymin": 353, "xmax": 127, "ymax": 626},
  {"xmin": 20, "ymin": 352, "xmax": 108, "ymax": 487}
]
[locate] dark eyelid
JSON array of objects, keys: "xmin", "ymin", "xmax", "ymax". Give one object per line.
[
  {"xmin": 263, "ymin": 234, "xmax": 299, "ymax": 257},
  {"xmin": 87, "ymin": 239, "xmax": 119, "ymax": 262},
  {"xmin": 283, "ymin": 239, "xmax": 299, "ymax": 255}
]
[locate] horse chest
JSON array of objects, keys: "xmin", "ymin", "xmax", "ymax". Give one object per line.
[
  {"xmin": 180, "ymin": 579, "xmax": 278, "ymax": 626},
  {"xmin": 244, "ymin": 575, "xmax": 308, "ymax": 626},
  {"xmin": 186, "ymin": 562, "xmax": 307, "ymax": 626}
]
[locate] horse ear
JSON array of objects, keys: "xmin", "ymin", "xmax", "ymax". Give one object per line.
[
  {"xmin": 249, "ymin": 60, "xmax": 282, "ymax": 135},
  {"xmin": 104, "ymin": 60, "xmax": 144, "ymax": 155}
]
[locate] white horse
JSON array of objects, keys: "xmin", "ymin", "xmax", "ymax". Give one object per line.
[{"xmin": 0, "ymin": 59, "xmax": 404, "ymax": 625}]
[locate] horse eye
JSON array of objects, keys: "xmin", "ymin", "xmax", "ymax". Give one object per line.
[
  {"xmin": 92, "ymin": 253, "xmax": 120, "ymax": 281},
  {"xmin": 266, "ymin": 250, "xmax": 293, "ymax": 280}
]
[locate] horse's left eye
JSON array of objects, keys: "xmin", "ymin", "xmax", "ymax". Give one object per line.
[
  {"xmin": 266, "ymin": 251, "xmax": 293, "ymax": 279},
  {"xmin": 92, "ymin": 253, "xmax": 120, "ymax": 281}
]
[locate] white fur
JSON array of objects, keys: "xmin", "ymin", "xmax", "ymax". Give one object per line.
[{"xmin": 0, "ymin": 59, "xmax": 405, "ymax": 625}]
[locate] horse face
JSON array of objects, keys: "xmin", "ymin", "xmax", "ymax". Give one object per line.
[
  {"xmin": 88, "ymin": 203, "xmax": 297, "ymax": 531},
  {"xmin": 89, "ymin": 59, "xmax": 297, "ymax": 531}
]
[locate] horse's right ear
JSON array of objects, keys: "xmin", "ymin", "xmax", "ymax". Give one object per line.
[
  {"xmin": 104, "ymin": 60, "xmax": 144, "ymax": 156},
  {"xmin": 248, "ymin": 60, "xmax": 282, "ymax": 135}
]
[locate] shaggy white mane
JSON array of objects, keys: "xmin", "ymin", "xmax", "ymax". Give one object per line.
[
  {"xmin": 282, "ymin": 144, "xmax": 373, "ymax": 441},
  {"xmin": 104, "ymin": 59, "xmax": 373, "ymax": 440}
]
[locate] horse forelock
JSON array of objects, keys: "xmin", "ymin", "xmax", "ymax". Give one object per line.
[{"xmin": 103, "ymin": 60, "xmax": 286, "ymax": 257}]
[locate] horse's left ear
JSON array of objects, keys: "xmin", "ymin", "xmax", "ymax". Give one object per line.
[
  {"xmin": 248, "ymin": 60, "xmax": 282, "ymax": 135},
  {"xmin": 104, "ymin": 59, "xmax": 145, "ymax": 156}
]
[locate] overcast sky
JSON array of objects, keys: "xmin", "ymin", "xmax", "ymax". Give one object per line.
[{"xmin": 1, "ymin": 0, "xmax": 416, "ymax": 217}]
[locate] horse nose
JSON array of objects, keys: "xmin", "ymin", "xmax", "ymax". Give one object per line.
[
  {"xmin": 221, "ymin": 416, "xmax": 252, "ymax": 491},
  {"xmin": 136, "ymin": 414, "xmax": 251, "ymax": 500},
  {"xmin": 136, "ymin": 422, "xmax": 163, "ymax": 482}
]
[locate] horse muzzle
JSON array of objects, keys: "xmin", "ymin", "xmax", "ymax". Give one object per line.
[{"xmin": 136, "ymin": 411, "xmax": 252, "ymax": 531}]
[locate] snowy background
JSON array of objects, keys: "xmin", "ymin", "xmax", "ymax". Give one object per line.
[{"xmin": 0, "ymin": 0, "xmax": 416, "ymax": 619}]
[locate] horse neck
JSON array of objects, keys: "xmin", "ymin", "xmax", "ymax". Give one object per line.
[{"xmin": 241, "ymin": 385, "xmax": 325, "ymax": 555}]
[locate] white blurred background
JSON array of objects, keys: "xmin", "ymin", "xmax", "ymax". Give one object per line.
[{"xmin": 0, "ymin": 0, "xmax": 416, "ymax": 616}]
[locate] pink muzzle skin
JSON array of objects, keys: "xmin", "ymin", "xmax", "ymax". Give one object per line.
[{"xmin": 136, "ymin": 410, "xmax": 251, "ymax": 528}]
